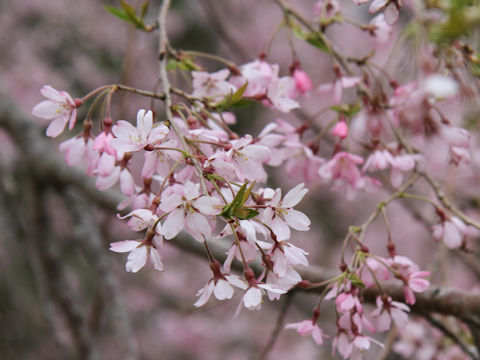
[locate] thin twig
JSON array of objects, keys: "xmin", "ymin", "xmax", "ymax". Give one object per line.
[
  {"xmin": 158, "ymin": 0, "xmax": 207, "ymax": 194},
  {"xmin": 424, "ymin": 314, "xmax": 478, "ymax": 360},
  {"xmin": 259, "ymin": 291, "xmax": 295, "ymax": 360}
]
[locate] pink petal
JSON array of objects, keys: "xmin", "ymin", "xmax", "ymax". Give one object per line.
[
  {"xmin": 384, "ymin": 3, "xmax": 399, "ymax": 25},
  {"xmin": 369, "ymin": 0, "xmax": 388, "ymax": 13},
  {"xmin": 109, "ymin": 240, "xmax": 140, "ymax": 253}
]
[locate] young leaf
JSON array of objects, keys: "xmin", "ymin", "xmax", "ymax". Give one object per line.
[
  {"xmin": 140, "ymin": 0, "xmax": 149, "ymax": 19},
  {"xmin": 120, "ymin": 0, "xmax": 146, "ymax": 30},
  {"xmin": 104, "ymin": 6, "xmax": 130, "ymax": 22},
  {"xmin": 347, "ymin": 273, "xmax": 365, "ymax": 288},
  {"xmin": 232, "ymin": 207, "xmax": 259, "ymax": 220}
]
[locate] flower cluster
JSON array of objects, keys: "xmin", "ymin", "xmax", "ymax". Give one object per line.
[{"xmin": 31, "ymin": 0, "xmax": 480, "ymax": 357}]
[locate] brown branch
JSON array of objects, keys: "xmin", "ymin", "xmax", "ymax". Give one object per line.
[
  {"xmin": 65, "ymin": 189, "xmax": 140, "ymax": 360},
  {"xmin": 259, "ymin": 291, "xmax": 295, "ymax": 360},
  {"xmin": 424, "ymin": 314, "xmax": 477, "ymax": 360}
]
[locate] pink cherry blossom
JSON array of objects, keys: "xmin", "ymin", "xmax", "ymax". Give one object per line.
[
  {"xmin": 192, "ymin": 69, "xmax": 236, "ymax": 99},
  {"xmin": 230, "ymin": 59, "xmax": 277, "ymax": 97},
  {"xmin": 262, "ymin": 183, "xmax": 311, "ymax": 241},
  {"xmin": 285, "ymin": 320, "xmax": 327, "ymax": 345},
  {"xmin": 318, "ymin": 75, "xmax": 361, "ymax": 104},
  {"xmin": 332, "ymin": 121, "xmax": 348, "ymax": 139},
  {"xmin": 225, "ymin": 135, "xmax": 271, "ymax": 181},
  {"xmin": 194, "ymin": 274, "xmax": 245, "ymax": 307},
  {"xmin": 32, "ymin": 85, "xmax": 79, "ymax": 137},
  {"xmin": 111, "ymin": 109, "xmax": 169, "ymax": 152},
  {"xmin": 240, "ymin": 283, "xmax": 286, "ymax": 311},
  {"xmin": 159, "ymin": 182, "xmax": 223, "ymax": 241},
  {"xmin": 293, "ymin": 69, "xmax": 313, "ymax": 95},
  {"xmin": 319, "ymin": 151, "xmax": 372, "ymax": 198},
  {"xmin": 369, "ymin": 14, "xmax": 392, "ymax": 44},
  {"xmin": 59, "ymin": 137, "xmax": 93, "ymax": 167},
  {"xmin": 110, "ymin": 236, "xmax": 164, "ymax": 273},
  {"xmin": 371, "ymin": 296, "xmax": 410, "ymax": 331},
  {"xmin": 267, "ymin": 76, "xmax": 300, "ymax": 113},
  {"xmin": 403, "ymin": 271, "xmax": 430, "ymax": 305}
]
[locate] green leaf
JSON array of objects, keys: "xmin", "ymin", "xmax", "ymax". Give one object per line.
[
  {"xmin": 205, "ymin": 173, "xmax": 225, "ymax": 182},
  {"xmin": 330, "ymin": 103, "xmax": 361, "ymax": 117},
  {"xmin": 231, "ymin": 99, "xmax": 254, "ymax": 109},
  {"xmin": 231, "ymin": 81, "xmax": 248, "ymax": 104},
  {"xmin": 347, "ymin": 273, "xmax": 365, "ymax": 288},
  {"xmin": 305, "ymin": 34, "xmax": 328, "ymax": 52},
  {"xmin": 290, "ymin": 22, "xmax": 327, "ymax": 52},
  {"xmin": 214, "ymin": 81, "xmax": 249, "ymax": 110},
  {"xmin": 232, "ymin": 207, "xmax": 259, "ymax": 220},
  {"xmin": 242, "ymin": 181, "xmax": 255, "ymax": 205},
  {"xmin": 220, "ymin": 182, "xmax": 251, "ymax": 219},
  {"xmin": 120, "ymin": 0, "xmax": 146, "ymax": 30},
  {"xmin": 103, "ymin": 6, "xmax": 130, "ymax": 22},
  {"xmin": 140, "ymin": 0, "xmax": 149, "ymax": 18}
]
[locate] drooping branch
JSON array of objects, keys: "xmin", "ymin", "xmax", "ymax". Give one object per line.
[{"xmin": 1, "ymin": 87, "xmax": 480, "ymax": 324}]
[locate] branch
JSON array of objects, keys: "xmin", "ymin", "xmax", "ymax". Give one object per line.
[
  {"xmin": 1, "ymin": 88, "xmax": 480, "ymax": 323},
  {"xmin": 158, "ymin": 0, "xmax": 207, "ymax": 193},
  {"xmin": 65, "ymin": 189, "xmax": 139, "ymax": 360}
]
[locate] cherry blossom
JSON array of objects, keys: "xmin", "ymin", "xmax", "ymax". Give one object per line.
[
  {"xmin": 371, "ymin": 296, "xmax": 410, "ymax": 331},
  {"xmin": 230, "ymin": 59, "xmax": 277, "ymax": 97},
  {"xmin": 192, "ymin": 69, "xmax": 236, "ymax": 99},
  {"xmin": 111, "ymin": 109, "xmax": 169, "ymax": 152},
  {"xmin": 261, "ymin": 183, "xmax": 311, "ymax": 241},
  {"xmin": 266, "ymin": 75, "xmax": 300, "ymax": 113},
  {"xmin": 293, "ymin": 69, "xmax": 313, "ymax": 95},
  {"xmin": 110, "ymin": 236, "xmax": 164, "ymax": 273},
  {"xmin": 285, "ymin": 320, "xmax": 327, "ymax": 345},
  {"xmin": 32, "ymin": 85, "xmax": 79, "ymax": 137},
  {"xmin": 158, "ymin": 181, "xmax": 223, "ymax": 241},
  {"xmin": 318, "ymin": 74, "xmax": 361, "ymax": 105}
]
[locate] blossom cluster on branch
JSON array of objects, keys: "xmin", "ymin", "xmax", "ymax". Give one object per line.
[{"xmin": 31, "ymin": 0, "xmax": 480, "ymax": 358}]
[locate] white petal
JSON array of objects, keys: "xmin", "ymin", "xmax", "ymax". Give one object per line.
[
  {"xmin": 32, "ymin": 100, "xmax": 62, "ymax": 119},
  {"xmin": 162, "ymin": 209, "xmax": 185, "ymax": 240},
  {"xmin": 283, "ymin": 209, "xmax": 311, "ymax": 231},
  {"xmin": 243, "ymin": 287, "xmax": 262, "ymax": 308},
  {"xmin": 149, "ymin": 248, "xmax": 164, "ymax": 271},
  {"xmin": 194, "ymin": 196, "xmax": 224, "ymax": 215},
  {"xmin": 213, "ymin": 279, "xmax": 234, "ymax": 300},
  {"xmin": 126, "ymin": 246, "xmax": 148, "ymax": 272},
  {"xmin": 186, "ymin": 212, "xmax": 211, "ymax": 241},
  {"xmin": 109, "ymin": 240, "xmax": 140, "ymax": 253},
  {"xmin": 369, "ymin": 0, "xmax": 388, "ymax": 13},
  {"xmin": 282, "ymin": 183, "xmax": 308, "ymax": 208},
  {"xmin": 46, "ymin": 116, "xmax": 68, "ymax": 137},
  {"xmin": 194, "ymin": 282, "xmax": 214, "ymax": 307}
]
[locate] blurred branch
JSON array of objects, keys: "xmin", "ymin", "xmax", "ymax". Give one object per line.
[
  {"xmin": 26, "ymin": 182, "xmax": 97, "ymax": 359},
  {"xmin": 424, "ymin": 314, "xmax": 477, "ymax": 360},
  {"xmin": 66, "ymin": 189, "xmax": 139, "ymax": 360},
  {"xmin": 201, "ymin": 1, "xmax": 252, "ymax": 62},
  {"xmin": 259, "ymin": 291, "xmax": 295, "ymax": 360}
]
